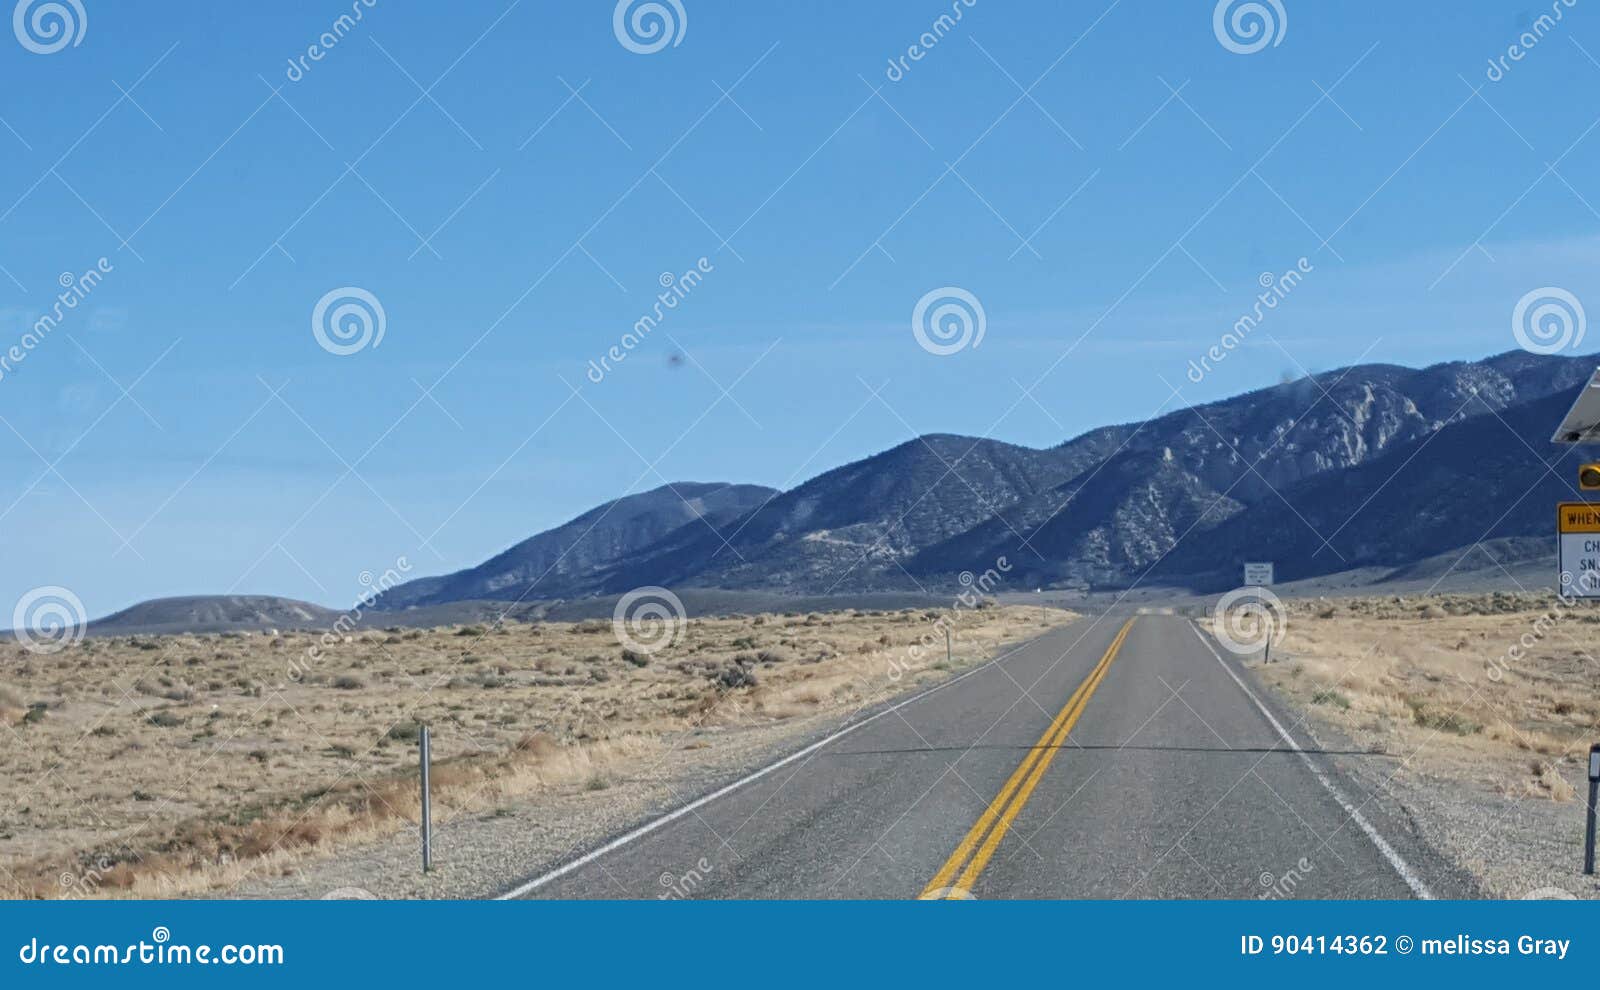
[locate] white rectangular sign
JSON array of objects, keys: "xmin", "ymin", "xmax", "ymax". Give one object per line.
[
  {"xmin": 1558, "ymin": 503, "xmax": 1600, "ymax": 599},
  {"xmin": 1243, "ymin": 562, "xmax": 1274, "ymax": 586}
]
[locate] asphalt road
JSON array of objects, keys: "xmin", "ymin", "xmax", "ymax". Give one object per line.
[{"xmin": 508, "ymin": 613, "xmax": 1465, "ymax": 900}]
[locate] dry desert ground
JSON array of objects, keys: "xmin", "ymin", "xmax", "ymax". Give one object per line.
[
  {"xmin": 0, "ymin": 603, "xmax": 1072, "ymax": 899},
  {"xmin": 1239, "ymin": 591, "xmax": 1600, "ymax": 898}
]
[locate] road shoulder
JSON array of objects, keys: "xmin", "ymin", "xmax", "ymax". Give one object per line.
[{"xmin": 1191, "ymin": 618, "xmax": 1483, "ymax": 899}]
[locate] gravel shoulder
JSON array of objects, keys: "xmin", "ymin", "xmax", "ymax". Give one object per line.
[
  {"xmin": 237, "ymin": 713, "xmax": 862, "ymax": 899},
  {"xmin": 235, "ymin": 616, "xmax": 1068, "ymax": 900},
  {"xmin": 1238, "ymin": 592, "xmax": 1600, "ymax": 900}
]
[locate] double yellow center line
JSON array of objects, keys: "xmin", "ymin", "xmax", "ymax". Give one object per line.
[{"xmin": 918, "ymin": 618, "xmax": 1135, "ymax": 900}]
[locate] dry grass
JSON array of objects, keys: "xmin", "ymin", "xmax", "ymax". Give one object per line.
[
  {"xmin": 1241, "ymin": 592, "xmax": 1600, "ymax": 801},
  {"xmin": 0, "ymin": 604, "xmax": 1071, "ymax": 898}
]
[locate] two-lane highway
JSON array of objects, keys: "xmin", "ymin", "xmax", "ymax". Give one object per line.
[{"xmin": 506, "ymin": 613, "xmax": 1459, "ymax": 899}]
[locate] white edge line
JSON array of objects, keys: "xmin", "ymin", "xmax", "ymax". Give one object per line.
[
  {"xmin": 494, "ymin": 630, "xmax": 1052, "ymax": 899},
  {"xmin": 1188, "ymin": 621, "xmax": 1435, "ymax": 900}
]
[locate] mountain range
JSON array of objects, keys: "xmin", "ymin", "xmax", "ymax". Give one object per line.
[{"xmin": 369, "ymin": 349, "xmax": 1598, "ymax": 609}]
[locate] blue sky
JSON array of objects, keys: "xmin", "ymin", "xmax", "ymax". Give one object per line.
[{"xmin": 3, "ymin": 0, "xmax": 1599, "ymax": 618}]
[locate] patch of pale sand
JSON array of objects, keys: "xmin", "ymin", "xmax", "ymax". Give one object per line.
[{"xmin": 1, "ymin": 603, "xmax": 1073, "ymax": 898}]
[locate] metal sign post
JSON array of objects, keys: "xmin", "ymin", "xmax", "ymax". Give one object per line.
[
  {"xmin": 1586, "ymin": 744, "xmax": 1599, "ymax": 876},
  {"xmin": 420, "ymin": 725, "xmax": 433, "ymax": 873},
  {"xmin": 944, "ymin": 626, "xmax": 952, "ymax": 667}
]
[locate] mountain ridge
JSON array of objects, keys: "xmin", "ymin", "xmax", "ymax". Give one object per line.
[
  {"xmin": 52, "ymin": 348, "xmax": 1599, "ymax": 633},
  {"xmin": 368, "ymin": 348, "xmax": 1597, "ymax": 604}
]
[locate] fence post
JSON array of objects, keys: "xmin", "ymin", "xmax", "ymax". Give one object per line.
[
  {"xmin": 420, "ymin": 725, "xmax": 433, "ymax": 873},
  {"xmin": 1585, "ymin": 744, "xmax": 1598, "ymax": 876}
]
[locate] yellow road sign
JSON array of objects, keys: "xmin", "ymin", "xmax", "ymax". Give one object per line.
[
  {"xmin": 1558, "ymin": 502, "xmax": 1600, "ymax": 533},
  {"xmin": 1558, "ymin": 503, "xmax": 1600, "ymax": 598}
]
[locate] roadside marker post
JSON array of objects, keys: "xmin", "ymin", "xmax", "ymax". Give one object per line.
[
  {"xmin": 1242, "ymin": 564, "xmax": 1275, "ymax": 662},
  {"xmin": 420, "ymin": 725, "xmax": 433, "ymax": 874},
  {"xmin": 1586, "ymin": 744, "xmax": 1599, "ymax": 876},
  {"xmin": 944, "ymin": 625, "xmax": 952, "ymax": 667}
]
